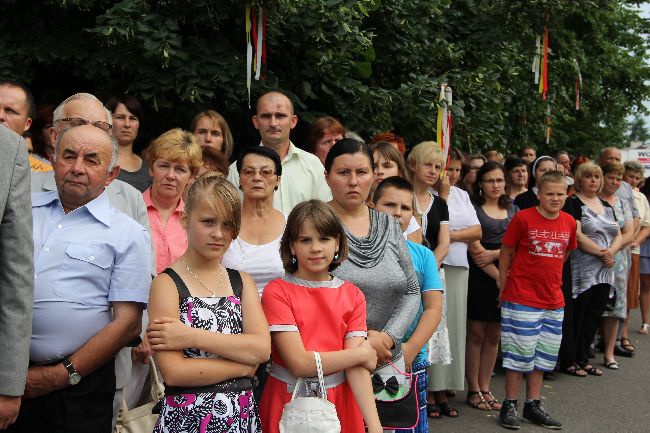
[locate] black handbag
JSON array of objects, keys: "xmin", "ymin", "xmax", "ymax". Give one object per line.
[{"xmin": 372, "ymin": 359, "xmax": 419, "ymax": 429}]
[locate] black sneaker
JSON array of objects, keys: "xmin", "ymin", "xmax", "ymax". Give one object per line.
[
  {"xmin": 523, "ymin": 400, "xmax": 563, "ymax": 430},
  {"xmin": 499, "ymin": 399, "xmax": 520, "ymax": 430}
]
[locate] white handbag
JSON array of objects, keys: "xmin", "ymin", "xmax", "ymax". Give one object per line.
[
  {"xmin": 114, "ymin": 357, "xmax": 165, "ymax": 433},
  {"xmin": 279, "ymin": 352, "xmax": 341, "ymax": 433}
]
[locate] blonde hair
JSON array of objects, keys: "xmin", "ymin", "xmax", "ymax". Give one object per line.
[
  {"xmin": 406, "ymin": 141, "xmax": 444, "ymax": 180},
  {"xmin": 573, "ymin": 161, "xmax": 603, "ymax": 194},
  {"xmin": 144, "ymin": 128, "xmax": 203, "ymax": 176},
  {"xmin": 184, "ymin": 172, "xmax": 241, "ymax": 238}
]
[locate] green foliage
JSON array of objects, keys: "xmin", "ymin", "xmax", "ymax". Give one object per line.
[{"xmin": 0, "ymin": 0, "xmax": 648, "ymax": 157}]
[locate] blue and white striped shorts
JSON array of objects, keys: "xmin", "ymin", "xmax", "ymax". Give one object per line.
[{"xmin": 501, "ymin": 301, "xmax": 564, "ymax": 373}]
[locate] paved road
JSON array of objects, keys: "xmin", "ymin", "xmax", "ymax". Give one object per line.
[{"xmin": 429, "ymin": 309, "xmax": 650, "ymax": 433}]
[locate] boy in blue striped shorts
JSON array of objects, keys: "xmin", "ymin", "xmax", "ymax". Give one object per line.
[{"xmin": 498, "ymin": 171, "xmax": 577, "ymax": 430}]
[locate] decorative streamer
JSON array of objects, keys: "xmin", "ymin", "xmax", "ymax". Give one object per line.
[
  {"xmin": 546, "ymin": 102, "xmax": 552, "ymax": 144},
  {"xmin": 436, "ymin": 84, "xmax": 453, "ymax": 174},
  {"xmin": 255, "ymin": 8, "xmax": 264, "ymax": 80},
  {"xmin": 539, "ymin": 27, "xmax": 549, "ymax": 100},
  {"xmin": 532, "ymin": 35, "xmax": 541, "ymax": 85},
  {"xmin": 245, "ymin": 3, "xmax": 252, "ymax": 107},
  {"xmin": 574, "ymin": 59, "xmax": 582, "ymax": 111}
]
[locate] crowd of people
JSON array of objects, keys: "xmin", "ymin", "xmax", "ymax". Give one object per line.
[{"xmin": 1, "ymin": 78, "xmax": 649, "ymax": 433}]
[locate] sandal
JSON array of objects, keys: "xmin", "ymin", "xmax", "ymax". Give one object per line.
[
  {"xmin": 639, "ymin": 323, "xmax": 649, "ymax": 335},
  {"xmin": 563, "ymin": 365, "xmax": 587, "ymax": 377},
  {"xmin": 480, "ymin": 390, "xmax": 502, "ymax": 410},
  {"xmin": 439, "ymin": 402, "xmax": 459, "ymax": 417},
  {"xmin": 466, "ymin": 391, "xmax": 491, "ymax": 411},
  {"xmin": 579, "ymin": 363, "xmax": 603, "ymax": 376},
  {"xmin": 427, "ymin": 403, "xmax": 442, "ymax": 419},
  {"xmin": 604, "ymin": 360, "xmax": 619, "ymax": 370},
  {"xmin": 620, "ymin": 337, "xmax": 635, "ymax": 353}
]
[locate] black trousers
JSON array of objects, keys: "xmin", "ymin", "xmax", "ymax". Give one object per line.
[
  {"xmin": 7, "ymin": 358, "xmax": 115, "ymax": 433},
  {"xmin": 558, "ymin": 263, "xmax": 576, "ymax": 369},
  {"xmin": 572, "ymin": 283, "xmax": 611, "ymax": 365}
]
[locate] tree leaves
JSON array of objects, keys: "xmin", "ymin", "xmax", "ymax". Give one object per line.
[{"xmin": 0, "ymin": 0, "xmax": 647, "ymax": 157}]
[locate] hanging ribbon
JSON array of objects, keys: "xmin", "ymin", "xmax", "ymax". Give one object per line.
[
  {"xmin": 546, "ymin": 102, "xmax": 552, "ymax": 144},
  {"xmin": 245, "ymin": 3, "xmax": 253, "ymax": 108},
  {"xmin": 532, "ymin": 35, "xmax": 541, "ymax": 85},
  {"xmin": 255, "ymin": 8, "xmax": 264, "ymax": 80},
  {"xmin": 245, "ymin": 4, "xmax": 266, "ymax": 107},
  {"xmin": 538, "ymin": 27, "xmax": 549, "ymax": 100},
  {"xmin": 574, "ymin": 59, "xmax": 582, "ymax": 111},
  {"xmin": 436, "ymin": 84, "xmax": 453, "ymax": 175}
]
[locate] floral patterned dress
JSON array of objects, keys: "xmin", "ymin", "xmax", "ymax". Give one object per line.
[{"xmin": 153, "ymin": 268, "xmax": 261, "ymax": 433}]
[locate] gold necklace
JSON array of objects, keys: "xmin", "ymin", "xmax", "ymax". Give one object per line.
[{"xmin": 179, "ymin": 257, "xmax": 222, "ymax": 298}]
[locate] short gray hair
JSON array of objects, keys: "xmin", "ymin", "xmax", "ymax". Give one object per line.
[
  {"xmin": 624, "ymin": 160, "xmax": 644, "ymax": 174},
  {"xmin": 53, "ymin": 126, "xmax": 119, "ymax": 173},
  {"xmin": 52, "ymin": 93, "xmax": 113, "ymax": 128}
]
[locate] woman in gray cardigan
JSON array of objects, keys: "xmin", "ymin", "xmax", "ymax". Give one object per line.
[{"xmin": 326, "ymin": 138, "xmax": 420, "ymax": 365}]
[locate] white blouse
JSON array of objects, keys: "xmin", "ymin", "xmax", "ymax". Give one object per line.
[
  {"xmin": 438, "ymin": 186, "xmax": 480, "ymax": 268},
  {"xmin": 222, "ymin": 219, "xmax": 286, "ymax": 296}
]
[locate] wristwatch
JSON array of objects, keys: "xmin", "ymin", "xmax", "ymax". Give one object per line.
[{"xmin": 62, "ymin": 357, "xmax": 81, "ymax": 385}]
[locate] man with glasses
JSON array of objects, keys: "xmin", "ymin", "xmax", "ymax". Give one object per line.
[
  {"xmin": 30, "ymin": 93, "xmax": 154, "ymax": 429},
  {"xmin": 228, "ymin": 90, "xmax": 331, "ymax": 213}
]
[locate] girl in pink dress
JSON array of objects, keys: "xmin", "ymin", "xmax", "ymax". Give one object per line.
[{"xmin": 260, "ymin": 200, "xmax": 382, "ymax": 433}]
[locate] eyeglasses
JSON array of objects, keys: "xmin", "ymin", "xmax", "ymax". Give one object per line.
[
  {"xmin": 481, "ymin": 178, "xmax": 505, "ymax": 185},
  {"xmin": 240, "ymin": 168, "xmax": 277, "ymax": 179},
  {"xmin": 58, "ymin": 117, "xmax": 112, "ymax": 133}
]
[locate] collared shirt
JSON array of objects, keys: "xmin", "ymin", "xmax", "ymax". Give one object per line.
[
  {"xmin": 30, "ymin": 190, "xmax": 152, "ymax": 362},
  {"xmin": 227, "ymin": 142, "xmax": 332, "ymax": 214},
  {"xmin": 616, "ymin": 180, "xmax": 640, "ymax": 219},
  {"xmin": 143, "ymin": 188, "xmax": 187, "ymax": 274}
]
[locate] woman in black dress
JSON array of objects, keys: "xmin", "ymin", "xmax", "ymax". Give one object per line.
[{"xmin": 465, "ymin": 161, "xmax": 517, "ymax": 411}]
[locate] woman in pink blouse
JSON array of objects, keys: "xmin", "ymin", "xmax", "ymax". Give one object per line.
[{"xmin": 143, "ymin": 129, "xmax": 203, "ymax": 274}]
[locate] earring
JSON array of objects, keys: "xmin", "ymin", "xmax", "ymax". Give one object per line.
[
  {"xmin": 291, "ymin": 255, "xmax": 297, "ymax": 266},
  {"xmin": 333, "ymin": 252, "xmax": 340, "ymax": 261}
]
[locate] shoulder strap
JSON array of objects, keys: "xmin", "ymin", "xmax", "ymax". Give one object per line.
[
  {"xmin": 226, "ymin": 268, "xmax": 243, "ymax": 298},
  {"xmin": 161, "ymin": 268, "xmax": 192, "ymax": 298}
]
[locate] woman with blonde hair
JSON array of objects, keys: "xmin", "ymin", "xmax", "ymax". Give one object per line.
[
  {"xmin": 148, "ymin": 173, "xmax": 270, "ymax": 433},
  {"xmin": 143, "ymin": 129, "xmax": 203, "ymax": 274},
  {"xmin": 406, "ymin": 141, "xmax": 450, "ymax": 266},
  {"xmin": 563, "ymin": 162, "xmax": 622, "ymax": 376}
]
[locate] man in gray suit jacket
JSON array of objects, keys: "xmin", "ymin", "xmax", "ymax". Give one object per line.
[{"xmin": 0, "ymin": 124, "xmax": 34, "ymax": 429}]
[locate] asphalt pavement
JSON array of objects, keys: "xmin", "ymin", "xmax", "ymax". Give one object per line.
[{"xmin": 429, "ymin": 309, "xmax": 650, "ymax": 433}]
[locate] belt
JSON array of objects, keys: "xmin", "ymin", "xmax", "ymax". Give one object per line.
[
  {"xmin": 165, "ymin": 377, "xmax": 255, "ymax": 396},
  {"xmin": 269, "ymin": 362, "xmax": 345, "ymax": 393}
]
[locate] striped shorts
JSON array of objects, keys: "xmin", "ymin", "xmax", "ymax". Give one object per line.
[{"xmin": 501, "ymin": 301, "xmax": 564, "ymax": 373}]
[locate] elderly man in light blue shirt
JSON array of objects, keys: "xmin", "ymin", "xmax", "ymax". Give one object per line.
[
  {"xmin": 227, "ymin": 90, "xmax": 331, "ymax": 214},
  {"xmin": 11, "ymin": 124, "xmax": 151, "ymax": 433}
]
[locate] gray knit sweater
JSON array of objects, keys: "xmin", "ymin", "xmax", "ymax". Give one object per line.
[{"xmin": 332, "ymin": 208, "xmax": 420, "ymax": 341}]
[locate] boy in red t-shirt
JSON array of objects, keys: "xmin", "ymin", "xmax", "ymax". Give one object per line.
[{"xmin": 497, "ymin": 171, "xmax": 577, "ymax": 430}]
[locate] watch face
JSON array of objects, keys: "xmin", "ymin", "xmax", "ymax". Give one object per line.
[{"xmin": 69, "ymin": 372, "xmax": 82, "ymax": 386}]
